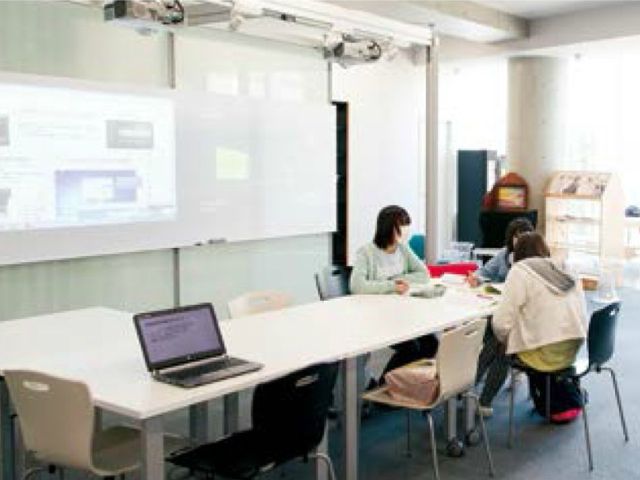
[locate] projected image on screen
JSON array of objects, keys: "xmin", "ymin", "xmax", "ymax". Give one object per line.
[
  {"xmin": 216, "ymin": 147, "xmax": 250, "ymax": 180},
  {"xmin": 0, "ymin": 81, "xmax": 176, "ymax": 231}
]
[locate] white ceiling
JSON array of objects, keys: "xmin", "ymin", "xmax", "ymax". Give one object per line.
[{"xmin": 475, "ymin": 0, "xmax": 626, "ymax": 19}]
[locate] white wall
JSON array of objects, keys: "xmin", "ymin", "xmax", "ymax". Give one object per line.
[
  {"xmin": 332, "ymin": 52, "xmax": 427, "ymax": 262},
  {"xmin": 439, "ymin": 57, "xmax": 508, "ymax": 244}
]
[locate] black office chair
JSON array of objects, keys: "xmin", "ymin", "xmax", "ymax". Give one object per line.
[
  {"xmin": 314, "ymin": 265, "xmax": 354, "ymax": 420},
  {"xmin": 508, "ymin": 302, "xmax": 628, "ymax": 471},
  {"xmin": 315, "ymin": 265, "xmax": 353, "ymax": 300},
  {"xmin": 168, "ymin": 362, "xmax": 340, "ymax": 480}
]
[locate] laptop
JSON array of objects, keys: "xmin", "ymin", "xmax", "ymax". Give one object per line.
[{"xmin": 134, "ymin": 303, "xmax": 262, "ymax": 388}]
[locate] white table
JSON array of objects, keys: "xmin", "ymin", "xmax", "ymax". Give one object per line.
[{"xmin": 0, "ymin": 292, "xmax": 496, "ymax": 480}]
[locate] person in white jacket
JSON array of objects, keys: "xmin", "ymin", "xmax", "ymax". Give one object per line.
[{"xmin": 493, "ymin": 232, "xmax": 588, "ymax": 373}]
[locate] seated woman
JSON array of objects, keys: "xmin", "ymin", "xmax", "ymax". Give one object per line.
[
  {"xmin": 468, "ymin": 217, "xmax": 534, "ymax": 417},
  {"xmin": 350, "ymin": 205, "xmax": 438, "ymax": 381},
  {"xmin": 492, "ymin": 232, "xmax": 588, "ymax": 420},
  {"xmin": 468, "ymin": 217, "xmax": 534, "ymax": 287}
]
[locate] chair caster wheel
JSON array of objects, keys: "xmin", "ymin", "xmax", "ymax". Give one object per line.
[
  {"xmin": 465, "ymin": 428, "xmax": 481, "ymax": 446},
  {"xmin": 445, "ymin": 438, "xmax": 465, "ymax": 457}
]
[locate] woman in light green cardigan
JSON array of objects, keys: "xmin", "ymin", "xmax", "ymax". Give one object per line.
[{"xmin": 350, "ymin": 205, "xmax": 438, "ymax": 379}]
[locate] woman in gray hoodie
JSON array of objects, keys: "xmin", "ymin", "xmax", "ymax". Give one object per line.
[{"xmin": 493, "ymin": 232, "xmax": 588, "ymax": 371}]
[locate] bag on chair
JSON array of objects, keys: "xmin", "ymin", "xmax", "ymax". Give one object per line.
[
  {"xmin": 384, "ymin": 359, "xmax": 439, "ymax": 407},
  {"xmin": 527, "ymin": 370, "xmax": 583, "ymax": 423}
]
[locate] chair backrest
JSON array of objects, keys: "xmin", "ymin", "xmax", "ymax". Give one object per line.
[
  {"xmin": 588, "ymin": 301, "xmax": 622, "ymax": 369},
  {"xmin": 436, "ymin": 318, "xmax": 487, "ymax": 399},
  {"xmin": 251, "ymin": 362, "xmax": 339, "ymax": 464},
  {"xmin": 314, "ymin": 265, "xmax": 353, "ymax": 300},
  {"xmin": 227, "ymin": 290, "xmax": 293, "ymax": 319},
  {"xmin": 408, "ymin": 234, "xmax": 426, "ymax": 260},
  {"xmin": 4, "ymin": 370, "xmax": 95, "ymax": 471}
]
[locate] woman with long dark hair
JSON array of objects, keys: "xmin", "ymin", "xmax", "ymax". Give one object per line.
[{"xmin": 350, "ymin": 205, "xmax": 438, "ymax": 381}]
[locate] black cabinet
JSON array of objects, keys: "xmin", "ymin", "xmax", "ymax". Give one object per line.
[
  {"xmin": 479, "ymin": 209, "xmax": 538, "ymax": 248},
  {"xmin": 457, "ymin": 150, "xmax": 499, "ymax": 246}
]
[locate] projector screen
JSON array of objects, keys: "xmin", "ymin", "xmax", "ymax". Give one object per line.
[
  {"xmin": 0, "ymin": 74, "xmax": 336, "ymax": 265},
  {"xmin": 0, "ymin": 81, "xmax": 176, "ymax": 231}
]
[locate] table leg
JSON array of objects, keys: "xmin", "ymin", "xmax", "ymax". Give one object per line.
[
  {"xmin": 189, "ymin": 403, "xmax": 209, "ymax": 443},
  {"xmin": 445, "ymin": 398, "xmax": 457, "ymax": 441},
  {"xmin": 315, "ymin": 421, "xmax": 329, "ymax": 480},
  {"xmin": 0, "ymin": 378, "xmax": 15, "ymax": 480},
  {"xmin": 343, "ymin": 356, "xmax": 359, "ymax": 480},
  {"xmin": 141, "ymin": 416, "xmax": 164, "ymax": 480},
  {"xmin": 223, "ymin": 393, "xmax": 240, "ymax": 435},
  {"xmin": 465, "ymin": 395, "xmax": 476, "ymax": 434}
]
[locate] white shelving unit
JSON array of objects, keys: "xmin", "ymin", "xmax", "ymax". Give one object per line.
[
  {"xmin": 545, "ymin": 171, "xmax": 626, "ymax": 265},
  {"xmin": 625, "ymin": 217, "xmax": 640, "ymax": 259}
]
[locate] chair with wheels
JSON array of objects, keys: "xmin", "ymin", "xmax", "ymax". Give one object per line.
[
  {"xmin": 507, "ymin": 302, "xmax": 628, "ymax": 471},
  {"xmin": 315, "ymin": 265, "xmax": 354, "ymax": 420},
  {"xmin": 168, "ymin": 362, "xmax": 340, "ymax": 480},
  {"xmin": 5, "ymin": 370, "xmax": 156, "ymax": 479},
  {"xmin": 314, "ymin": 265, "xmax": 352, "ymax": 300},
  {"xmin": 363, "ymin": 318, "xmax": 495, "ymax": 480}
]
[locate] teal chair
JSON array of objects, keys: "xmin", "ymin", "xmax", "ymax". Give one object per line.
[{"xmin": 409, "ymin": 234, "xmax": 425, "ymax": 260}]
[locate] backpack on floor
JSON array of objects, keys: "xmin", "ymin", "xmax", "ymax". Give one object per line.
[{"xmin": 527, "ymin": 370, "xmax": 584, "ymax": 423}]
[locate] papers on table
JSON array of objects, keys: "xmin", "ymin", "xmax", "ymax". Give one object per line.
[
  {"xmin": 442, "ymin": 289, "xmax": 499, "ymax": 309},
  {"xmin": 439, "ymin": 273, "xmax": 467, "ymax": 286},
  {"xmin": 406, "ymin": 279, "xmax": 502, "ymax": 310},
  {"xmin": 408, "ymin": 282, "xmax": 446, "ymax": 298}
]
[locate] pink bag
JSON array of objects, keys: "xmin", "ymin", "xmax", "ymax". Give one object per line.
[{"xmin": 384, "ymin": 359, "xmax": 439, "ymax": 407}]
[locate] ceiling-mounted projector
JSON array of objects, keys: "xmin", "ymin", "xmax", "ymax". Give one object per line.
[
  {"xmin": 323, "ymin": 36, "xmax": 383, "ymax": 67},
  {"xmin": 104, "ymin": 0, "xmax": 260, "ymax": 30},
  {"xmin": 104, "ymin": 0, "xmax": 186, "ymax": 27}
]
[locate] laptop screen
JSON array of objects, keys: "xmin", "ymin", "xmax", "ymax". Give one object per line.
[{"xmin": 134, "ymin": 303, "xmax": 226, "ymax": 370}]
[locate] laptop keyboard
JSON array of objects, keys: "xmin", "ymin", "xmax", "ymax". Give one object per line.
[{"xmin": 167, "ymin": 357, "xmax": 248, "ymax": 381}]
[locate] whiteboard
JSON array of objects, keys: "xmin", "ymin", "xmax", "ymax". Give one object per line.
[
  {"xmin": 176, "ymin": 91, "xmax": 336, "ymax": 244},
  {"xmin": 0, "ymin": 73, "xmax": 336, "ymax": 265}
]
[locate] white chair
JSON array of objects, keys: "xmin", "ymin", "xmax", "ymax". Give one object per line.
[
  {"xmin": 227, "ymin": 290, "xmax": 293, "ymax": 318},
  {"xmin": 363, "ymin": 319, "xmax": 495, "ymax": 480},
  {"xmin": 5, "ymin": 370, "xmax": 142, "ymax": 479},
  {"xmin": 225, "ymin": 290, "xmax": 293, "ymax": 433},
  {"xmin": 5, "ymin": 370, "xmax": 185, "ymax": 480}
]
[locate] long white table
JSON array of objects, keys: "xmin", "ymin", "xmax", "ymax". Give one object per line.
[{"xmin": 0, "ymin": 292, "xmax": 496, "ymax": 480}]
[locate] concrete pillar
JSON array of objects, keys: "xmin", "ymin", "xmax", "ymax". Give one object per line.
[{"xmin": 508, "ymin": 56, "xmax": 568, "ymax": 230}]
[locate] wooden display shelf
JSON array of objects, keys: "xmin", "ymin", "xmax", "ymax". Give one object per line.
[{"xmin": 545, "ymin": 171, "xmax": 625, "ymax": 263}]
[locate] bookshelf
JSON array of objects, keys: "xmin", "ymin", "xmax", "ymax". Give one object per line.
[{"xmin": 545, "ymin": 171, "xmax": 625, "ymax": 266}]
